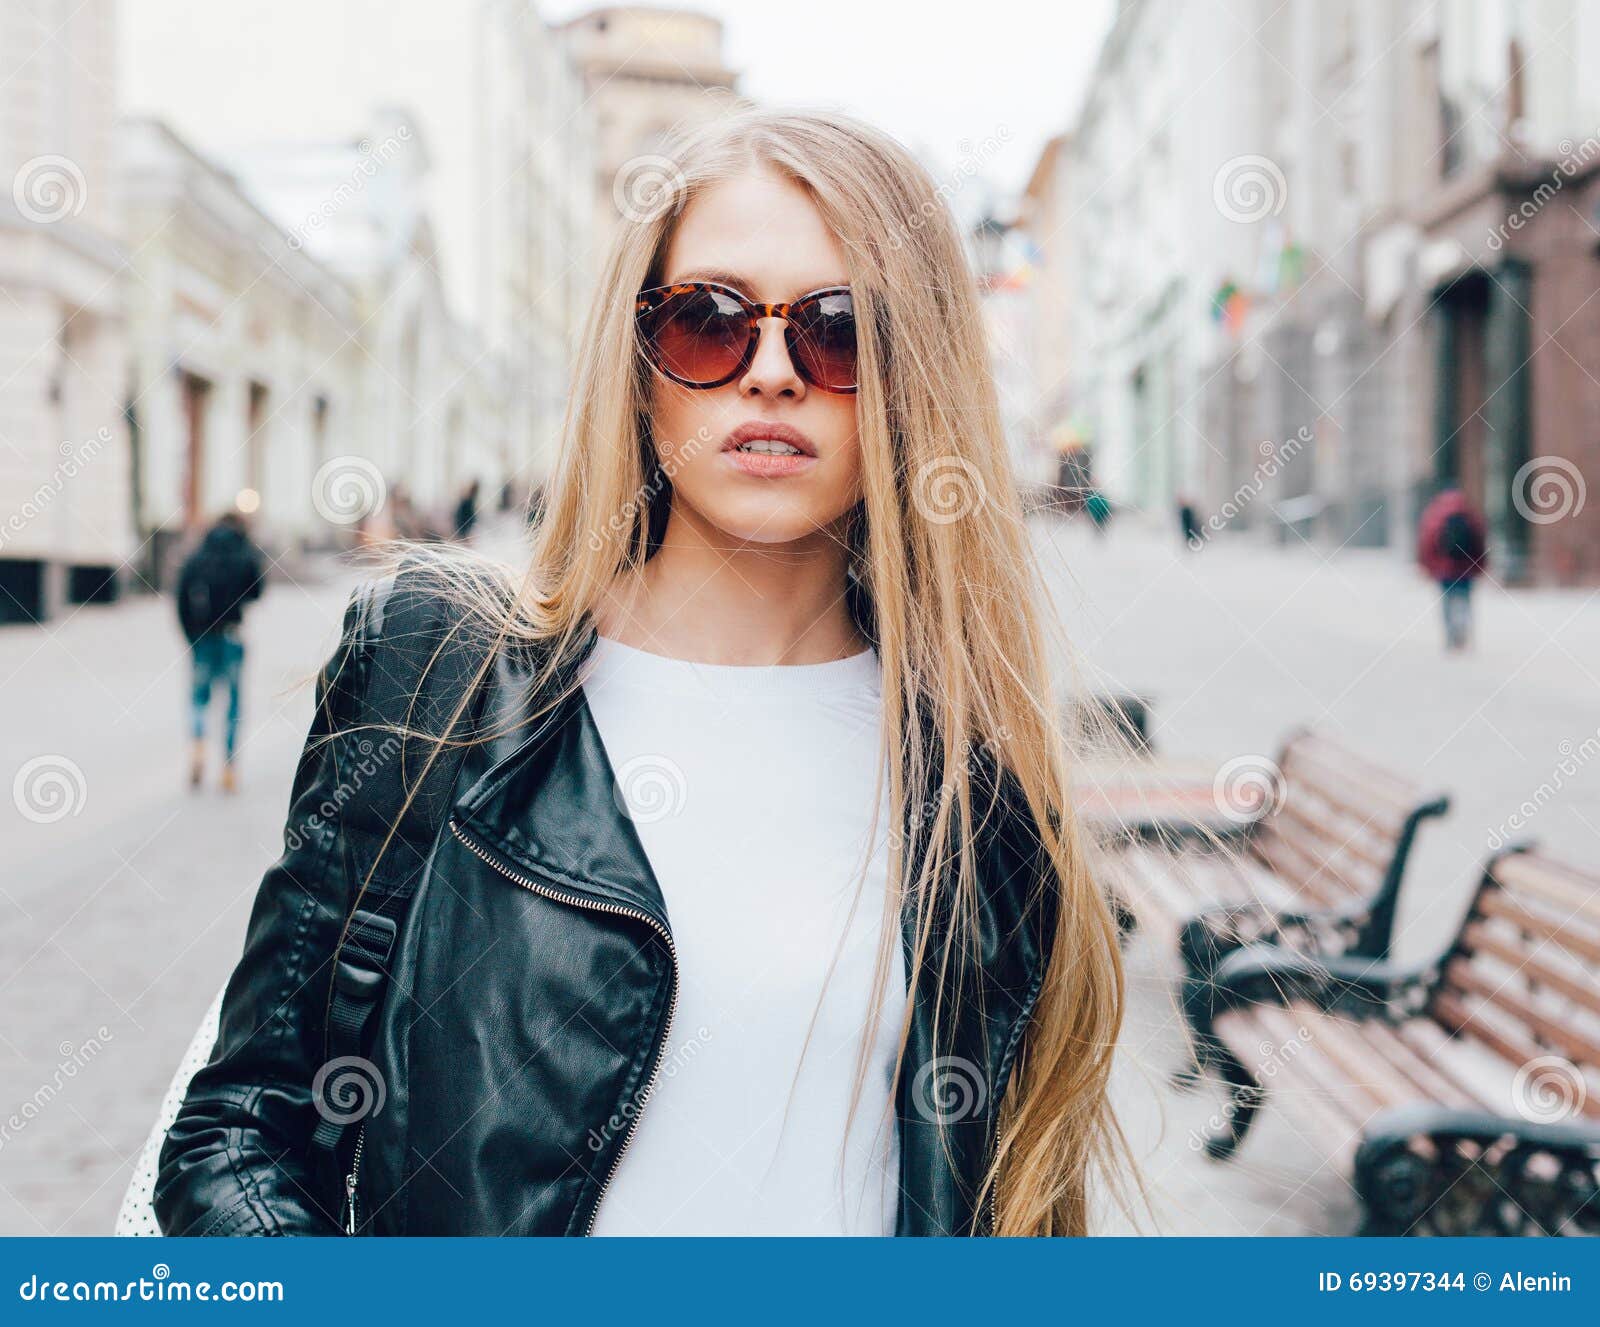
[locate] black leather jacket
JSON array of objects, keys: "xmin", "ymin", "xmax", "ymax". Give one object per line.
[{"xmin": 154, "ymin": 574, "xmax": 1059, "ymax": 1236}]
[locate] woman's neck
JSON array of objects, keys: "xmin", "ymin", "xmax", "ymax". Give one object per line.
[{"xmin": 595, "ymin": 509, "xmax": 868, "ymax": 666}]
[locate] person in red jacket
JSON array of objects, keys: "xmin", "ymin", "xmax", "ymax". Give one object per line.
[{"xmin": 1416, "ymin": 487, "xmax": 1489, "ymax": 651}]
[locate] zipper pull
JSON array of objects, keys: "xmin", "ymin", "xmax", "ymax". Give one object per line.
[{"xmin": 342, "ymin": 1172, "xmax": 358, "ymax": 1235}]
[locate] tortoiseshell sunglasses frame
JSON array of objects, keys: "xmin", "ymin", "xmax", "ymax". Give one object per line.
[{"xmin": 634, "ymin": 280, "xmax": 859, "ymax": 394}]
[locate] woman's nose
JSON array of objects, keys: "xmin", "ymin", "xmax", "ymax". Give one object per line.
[{"xmin": 740, "ymin": 317, "xmax": 805, "ymax": 398}]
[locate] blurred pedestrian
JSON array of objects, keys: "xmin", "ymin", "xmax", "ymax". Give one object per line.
[
  {"xmin": 1417, "ymin": 487, "xmax": 1489, "ymax": 651},
  {"xmin": 1085, "ymin": 488, "xmax": 1111, "ymax": 537},
  {"xmin": 175, "ymin": 512, "xmax": 264, "ymax": 791},
  {"xmin": 1177, "ymin": 494, "xmax": 1202, "ymax": 548},
  {"xmin": 452, "ymin": 479, "xmax": 482, "ymax": 543}
]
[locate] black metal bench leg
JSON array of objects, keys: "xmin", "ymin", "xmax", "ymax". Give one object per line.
[
  {"xmin": 1170, "ymin": 970, "xmax": 1220, "ymax": 1090},
  {"xmin": 1203, "ymin": 1045, "xmax": 1263, "ymax": 1160},
  {"xmin": 1177, "ymin": 913, "xmax": 1231, "ymax": 983}
]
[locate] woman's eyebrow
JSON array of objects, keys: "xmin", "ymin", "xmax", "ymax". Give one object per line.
[
  {"xmin": 669, "ymin": 267, "xmax": 753, "ymax": 289},
  {"xmin": 665, "ymin": 268, "xmax": 848, "ymax": 298}
]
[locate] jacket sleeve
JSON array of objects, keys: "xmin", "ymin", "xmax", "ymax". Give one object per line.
[{"xmin": 153, "ymin": 579, "xmax": 385, "ymax": 1236}]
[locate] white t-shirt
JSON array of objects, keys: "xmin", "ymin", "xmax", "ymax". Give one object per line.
[{"xmin": 579, "ymin": 633, "xmax": 906, "ymax": 1236}]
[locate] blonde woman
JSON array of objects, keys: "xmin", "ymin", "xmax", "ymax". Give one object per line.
[{"xmin": 154, "ymin": 108, "xmax": 1129, "ymax": 1238}]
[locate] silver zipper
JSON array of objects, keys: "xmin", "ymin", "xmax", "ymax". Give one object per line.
[
  {"xmin": 981, "ymin": 975, "xmax": 1043, "ymax": 1237},
  {"xmin": 447, "ymin": 817, "xmax": 678, "ymax": 1236},
  {"xmin": 342, "ymin": 1121, "xmax": 366, "ymax": 1235}
]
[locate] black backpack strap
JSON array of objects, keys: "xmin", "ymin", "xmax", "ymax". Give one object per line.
[{"xmin": 308, "ymin": 557, "xmax": 504, "ymax": 1172}]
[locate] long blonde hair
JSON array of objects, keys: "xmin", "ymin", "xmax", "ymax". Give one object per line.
[{"xmin": 357, "ymin": 107, "xmax": 1131, "ymax": 1235}]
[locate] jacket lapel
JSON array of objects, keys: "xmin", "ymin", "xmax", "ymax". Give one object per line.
[{"xmin": 451, "ymin": 628, "xmax": 671, "ymax": 930}]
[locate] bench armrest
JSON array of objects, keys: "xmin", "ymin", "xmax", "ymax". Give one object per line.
[
  {"xmin": 1208, "ymin": 944, "xmax": 1438, "ymax": 1023},
  {"xmin": 1179, "ymin": 900, "xmax": 1368, "ymax": 980},
  {"xmin": 1355, "ymin": 1104, "xmax": 1600, "ymax": 1236}
]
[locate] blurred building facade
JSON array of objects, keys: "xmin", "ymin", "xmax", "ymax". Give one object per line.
[
  {"xmin": 120, "ymin": 113, "xmax": 518, "ymax": 583},
  {"xmin": 225, "ymin": 113, "xmax": 510, "ymax": 544},
  {"xmin": 558, "ymin": 6, "xmax": 743, "ymax": 237},
  {"xmin": 970, "ymin": 214, "xmax": 1049, "ymax": 490},
  {"xmin": 119, "ymin": 0, "xmax": 597, "ymax": 487},
  {"xmin": 1018, "ymin": 135, "xmax": 1075, "ymax": 445},
  {"xmin": 0, "ymin": 0, "xmax": 136, "ymax": 622},
  {"xmin": 0, "ymin": 1, "xmax": 624, "ymax": 620},
  {"xmin": 118, "ymin": 119, "xmax": 363, "ymax": 586},
  {"xmin": 1045, "ymin": 0, "xmax": 1600, "ymax": 585}
]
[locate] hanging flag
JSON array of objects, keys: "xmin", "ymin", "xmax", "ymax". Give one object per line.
[{"xmin": 1211, "ymin": 278, "xmax": 1239, "ymax": 322}]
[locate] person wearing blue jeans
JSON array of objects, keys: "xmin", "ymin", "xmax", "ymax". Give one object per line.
[
  {"xmin": 176, "ymin": 513, "xmax": 264, "ymax": 791},
  {"xmin": 1440, "ymin": 578, "xmax": 1473, "ymax": 651},
  {"xmin": 190, "ymin": 629, "xmax": 245, "ymax": 787},
  {"xmin": 1416, "ymin": 488, "xmax": 1488, "ymax": 654}
]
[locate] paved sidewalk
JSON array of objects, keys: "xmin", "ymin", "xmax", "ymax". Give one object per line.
[
  {"xmin": 0, "ymin": 514, "xmax": 1594, "ymax": 1234},
  {"xmin": 0, "ymin": 560, "xmax": 364, "ymax": 1235}
]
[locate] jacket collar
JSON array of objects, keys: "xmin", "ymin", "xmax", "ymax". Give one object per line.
[
  {"xmin": 451, "ymin": 625, "xmax": 672, "ymax": 930},
  {"xmin": 449, "ymin": 627, "xmax": 1053, "ymax": 1010}
]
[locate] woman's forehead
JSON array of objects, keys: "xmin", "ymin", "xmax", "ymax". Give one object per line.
[{"xmin": 663, "ymin": 172, "xmax": 848, "ymax": 299}]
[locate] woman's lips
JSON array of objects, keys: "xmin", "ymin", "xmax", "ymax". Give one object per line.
[{"xmin": 722, "ymin": 449, "xmax": 817, "ymax": 478}]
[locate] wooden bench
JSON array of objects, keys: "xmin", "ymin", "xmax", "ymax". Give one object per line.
[
  {"xmin": 1192, "ymin": 848, "xmax": 1600, "ymax": 1235},
  {"xmin": 1106, "ymin": 730, "xmax": 1448, "ymax": 990}
]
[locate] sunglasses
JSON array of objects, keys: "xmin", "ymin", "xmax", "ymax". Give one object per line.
[{"xmin": 635, "ymin": 280, "xmax": 858, "ymax": 394}]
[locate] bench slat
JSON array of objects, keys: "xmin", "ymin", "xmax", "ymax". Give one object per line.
[
  {"xmin": 1441, "ymin": 962, "xmax": 1600, "ymax": 1072},
  {"xmin": 1458, "ymin": 922, "xmax": 1600, "ymax": 1018},
  {"xmin": 1280, "ymin": 736, "xmax": 1419, "ymax": 814},
  {"xmin": 1250, "ymin": 828, "xmax": 1375, "ymax": 908},
  {"xmin": 1473, "ymin": 891, "xmax": 1600, "ymax": 968},
  {"xmin": 1267, "ymin": 789, "xmax": 1393, "ymax": 875}
]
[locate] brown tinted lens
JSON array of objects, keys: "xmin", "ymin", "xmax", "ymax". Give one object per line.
[
  {"xmin": 787, "ymin": 290, "xmax": 857, "ymax": 392},
  {"xmin": 641, "ymin": 287, "xmax": 750, "ymax": 386}
]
